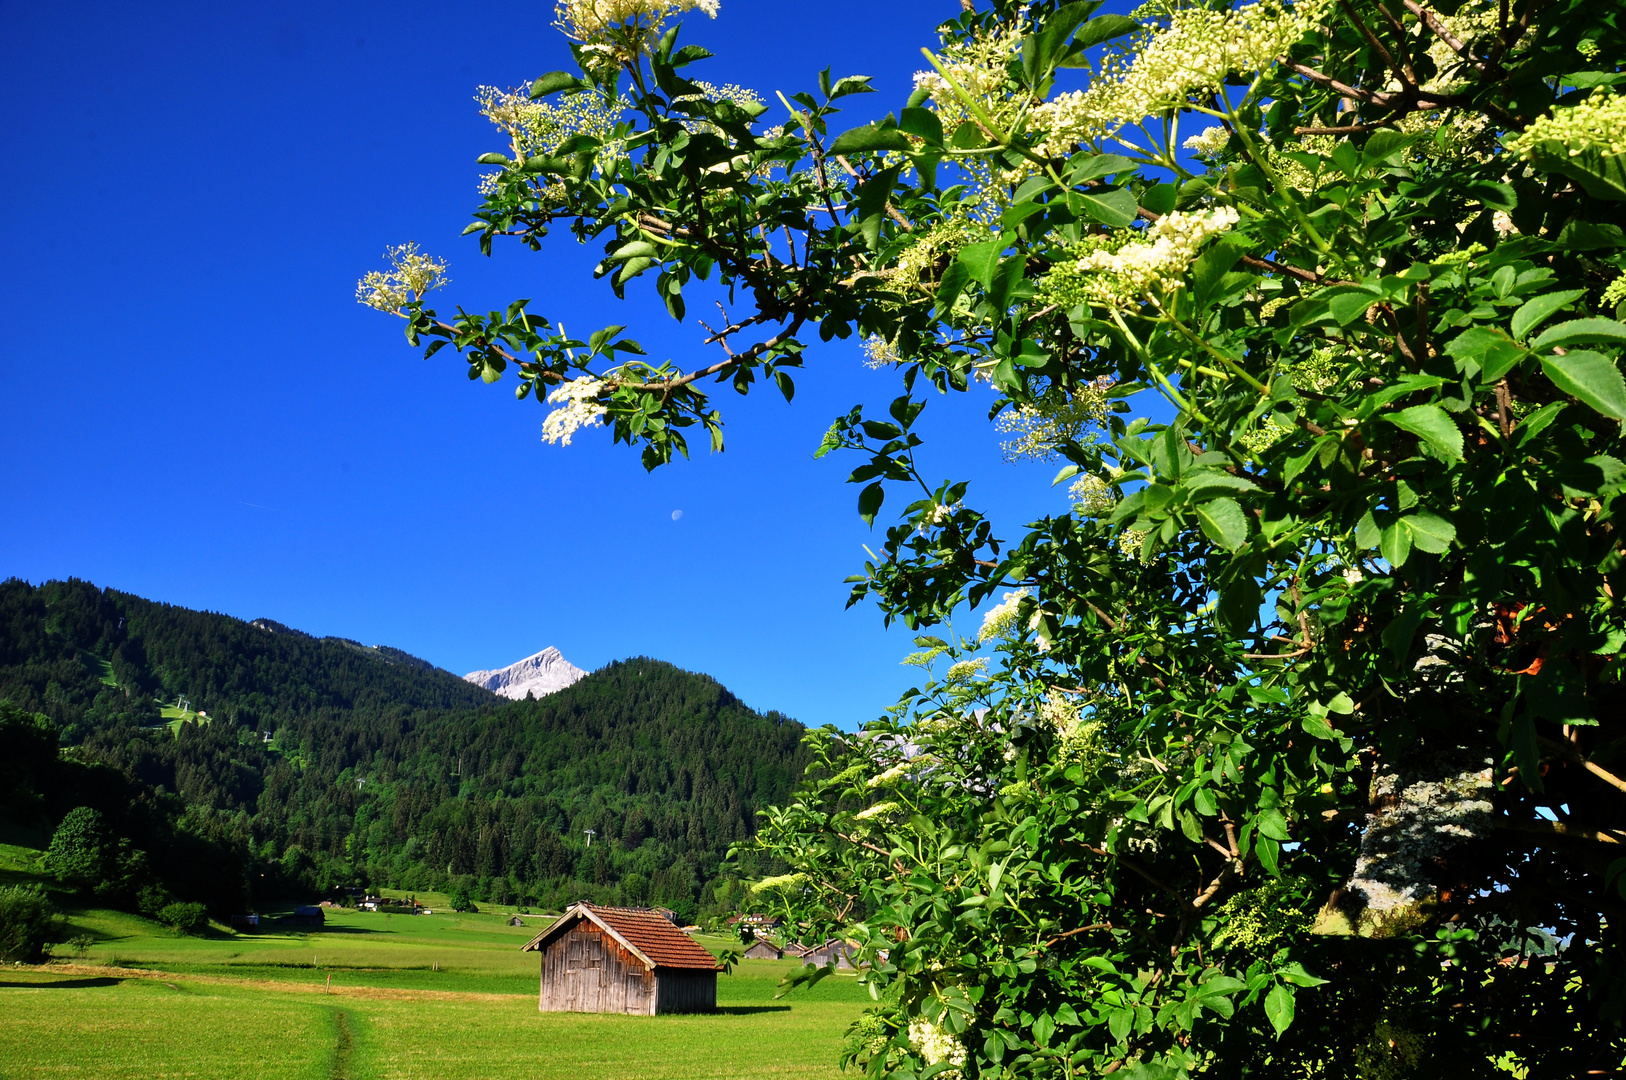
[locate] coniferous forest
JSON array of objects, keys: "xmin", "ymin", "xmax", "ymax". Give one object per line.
[{"xmin": 0, "ymin": 577, "xmax": 809, "ymax": 921}]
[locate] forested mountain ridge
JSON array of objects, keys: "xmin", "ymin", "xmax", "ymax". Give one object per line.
[
  {"xmin": 0, "ymin": 578, "xmax": 809, "ymax": 920},
  {"xmin": 0, "ymin": 577, "xmax": 493, "ymax": 744}
]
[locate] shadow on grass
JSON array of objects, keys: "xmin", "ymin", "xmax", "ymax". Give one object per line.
[
  {"xmin": 713, "ymin": 1006, "xmax": 793, "ymax": 1015},
  {"xmin": 0, "ymin": 976, "xmax": 124, "ymax": 989}
]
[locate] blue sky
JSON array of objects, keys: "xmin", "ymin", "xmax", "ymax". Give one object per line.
[{"xmin": 0, "ymin": 0, "xmax": 1085, "ymax": 729}]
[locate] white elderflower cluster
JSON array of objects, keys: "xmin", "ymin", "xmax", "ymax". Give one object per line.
[
  {"xmin": 475, "ymin": 85, "xmax": 627, "ymax": 196},
  {"xmin": 751, "ymin": 872, "xmax": 809, "ymax": 894},
  {"xmin": 979, "ymin": 589, "xmax": 1029, "ymax": 643},
  {"xmin": 1420, "ymin": 2, "xmax": 1518, "ymax": 94},
  {"xmin": 944, "ymin": 657, "xmax": 989, "ymax": 684},
  {"xmin": 1262, "ymin": 128, "xmax": 1335, "ymax": 193},
  {"xmin": 554, "ymin": 0, "xmax": 718, "ymax": 68},
  {"xmin": 1602, "ymin": 274, "xmax": 1626, "ymax": 313},
  {"xmin": 853, "ymin": 801, "xmax": 901, "ymax": 822},
  {"xmin": 541, "ymin": 377, "xmax": 608, "ymax": 446},
  {"xmin": 1040, "ymin": 690, "xmax": 1101, "ymax": 760},
  {"xmin": 1492, "ymin": 210, "xmax": 1518, "ymax": 235},
  {"xmin": 1069, "ymin": 473, "xmax": 1116, "ymax": 517},
  {"xmin": 355, "ymin": 243, "xmax": 449, "ymax": 315},
  {"xmin": 916, "ymin": 501, "xmax": 961, "ymax": 537},
  {"xmin": 868, "ymin": 762, "xmax": 913, "ymax": 789},
  {"xmin": 1182, "ymin": 124, "xmax": 1230, "ymax": 155},
  {"xmin": 861, "ymin": 335, "xmax": 902, "ymax": 369},
  {"xmin": 912, "ymin": 14, "xmax": 1030, "ymax": 130},
  {"xmin": 1030, "ymin": 0, "xmax": 1330, "ymax": 154},
  {"xmin": 908, "ymin": 1017, "xmax": 967, "ymax": 1077},
  {"xmin": 674, "ymin": 81, "xmax": 766, "ymax": 140},
  {"xmin": 1508, "ymin": 91, "xmax": 1626, "ymax": 160},
  {"xmin": 1040, "ymin": 690, "xmax": 1081, "ymax": 741},
  {"xmin": 995, "ymin": 377, "xmax": 1115, "ymax": 462},
  {"xmin": 1068, "ymin": 207, "xmax": 1240, "ymax": 307},
  {"xmin": 885, "ymin": 217, "xmax": 994, "ymax": 296},
  {"xmin": 1394, "ymin": 107, "xmax": 1492, "ymax": 165}
]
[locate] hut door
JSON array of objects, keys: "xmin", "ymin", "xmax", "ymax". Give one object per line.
[{"xmin": 566, "ymin": 929, "xmax": 606, "ymax": 1012}]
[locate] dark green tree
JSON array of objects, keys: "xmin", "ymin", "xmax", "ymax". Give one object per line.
[
  {"xmin": 43, "ymin": 806, "xmax": 113, "ymax": 893},
  {"xmin": 0, "ymin": 885, "xmax": 56, "ymax": 963}
]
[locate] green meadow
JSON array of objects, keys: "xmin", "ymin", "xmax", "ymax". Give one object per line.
[{"xmin": 0, "ymin": 839, "xmax": 867, "ymax": 1080}]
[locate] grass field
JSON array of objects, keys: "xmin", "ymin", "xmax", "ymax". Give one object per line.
[{"xmin": 0, "ymin": 840, "xmax": 867, "ymax": 1080}]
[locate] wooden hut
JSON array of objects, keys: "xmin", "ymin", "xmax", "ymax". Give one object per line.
[
  {"xmin": 802, "ymin": 939, "xmax": 859, "ymax": 969},
  {"xmin": 521, "ymin": 903, "xmax": 720, "ymax": 1015},
  {"xmin": 742, "ymin": 939, "xmax": 784, "ymax": 960},
  {"xmin": 288, "ymin": 905, "xmax": 325, "ymax": 928}
]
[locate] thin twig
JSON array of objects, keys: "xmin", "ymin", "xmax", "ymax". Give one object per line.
[
  {"xmin": 1402, "ymin": 0, "xmax": 1485, "ymax": 72},
  {"xmin": 1042, "ymin": 924, "xmax": 1113, "ymax": 949}
]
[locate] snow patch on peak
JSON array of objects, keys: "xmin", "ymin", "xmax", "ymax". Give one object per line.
[{"xmin": 463, "ymin": 647, "xmax": 588, "ymax": 701}]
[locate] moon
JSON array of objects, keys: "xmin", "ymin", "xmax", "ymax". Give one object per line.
[{"xmin": 671, "ymin": 510, "xmax": 683, "ymax": 521}]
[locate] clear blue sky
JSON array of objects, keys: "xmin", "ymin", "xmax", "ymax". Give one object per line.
[{"xmin": 0, "ymin": 0, "xmax": 1085, "ymax": 729}]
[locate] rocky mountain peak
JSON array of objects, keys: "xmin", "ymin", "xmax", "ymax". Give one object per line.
[{"xmin": 463, "ymin": 646, "xmax": 587, "ymax": 701}]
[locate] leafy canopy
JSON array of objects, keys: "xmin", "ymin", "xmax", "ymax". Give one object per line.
[{"xmin": 367, "ymin": 0, "xmax": 1626, "ymax": 1074}]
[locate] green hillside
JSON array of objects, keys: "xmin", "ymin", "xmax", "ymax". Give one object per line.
[{"xmin": 0, "ymin": 578, "xmax": 809, "ymax": 922}]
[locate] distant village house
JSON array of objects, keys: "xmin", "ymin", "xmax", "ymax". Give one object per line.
[
  {"xmin": 288, "ymin": 905, "xmax": 325, "ymax": 927},
  {"xmin": 742, "ymin": 939, "xmax": 784, "ymax": 960},
  {"xmin": 522, "ymin": 903, "xmax": 720, "ymax": 1015}
]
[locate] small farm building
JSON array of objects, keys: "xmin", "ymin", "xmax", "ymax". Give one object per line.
[
  {"xmin": 743, "ymin": 939, "xmax": 784, "ymax": 960},
  {"xmin": 803, "ymin": 939, "xmax": 858, "ymax": 969},
  {"xmin": 289, "ymin": 905, "xmax": 325, "ymax": 927},
  {"xmin": 522, "ymin": 903, "xmax": 720, "ymax": 1015}
]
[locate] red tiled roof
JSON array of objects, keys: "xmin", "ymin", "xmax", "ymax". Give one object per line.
[
  {"xmin": 591, "ymin": 905, "xmax": 720, "ymax": 970},
  {"xmin": 521, "ymin": 903, "xmax": 720, "ymax": 971}
]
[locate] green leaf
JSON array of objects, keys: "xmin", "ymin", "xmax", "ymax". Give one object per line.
[
  {"xmin": 1256, "ymin": 808, "xmax": 1291, "ymax": 842},
  {"xmin": 1382, "ymin": 606, "xmax": 1427, "ymax": 663},
  {"xmin": 1264, "ymin": 984, "xmax": 1295, "ymax": 1038},
  {"xmin": 827, "ymin": 75, "xmax": 876, "ymax": 101},
  {"xmin": 828, "ymin": 124, "xmax": 913, "ymax": 155},
  {"xmin": 1070, "ymin": 153, "xmax": 1137, "ymax": 183},
  {"xmin": 1362, "ymin": 130, "xmax": 1419, "ymax": 166},
  {"xmin": 1302, "ymin": 715, "xmax": 1341, "ymax": 740},
  {"xmin": 1069, "ymin": 13, "xmax": 1139, "ymax": 52},
  {"xmin": 529, "ymin": 71, "xmax": 580, "ymax": 98},
  {"xmin": 958, "ymin": 241, "xmax": 1005, "ymax": 289},
  {"xmin": 935, "ymin": 261, "xmax": 970, "ymax": 318},
  {"xmin": 1511, "ymin": 290, "xmax": 1588, "ymax": 341},
  {"xmin": 1542, "ymin": 350, "xmax": 1626, "ymax": 420},
  {"xmin": 898, "ymin": 107, "xmax": 943, "ymax": 146},
  {"xmin": 475, "ymin": 152, "xmax": 512, "ymax": 166},
  {"xmin": 1510, "ymin": 711, "xmax": 1544, "ymax": 793},
  {"xmin": 1385, "ymin": 404, "xmax": 1464, "ymax": 461},
  {"xmin": 857, "ymin": 482, "xmax": 885, "ymax": 527},
  {"xmin": 1255, "ymin": 836, "xmax": 1281, "ymax": 876},
  {"xmin": 1194, "ymin": 498, "xmax": 1247, "ymax": 551},
  {"xmin": 1380, "ymin": 520, "xmax": 1412, "ymax": 567},
  {"xmin": 1277, "ymin": 962, "xmax": 1329, "ymax": 987},
  {"xmin": 1521, "ymin": 140, "xmax": 1626, "ymax": 201},
  {"xmin": 1323, "ymin": 286, "xmax": 1381, "ymax": 326},
  {"xmin": 1533, "ymin": 317, "xmax": 1626, "ymax": 351},
  {"xmin": 1072, "ymin": 187, "xmax": 1138, "ymax": 227},
  {"xmin": 1401, "ymin": 512, "xmax": 1456, "ymax": 554}
]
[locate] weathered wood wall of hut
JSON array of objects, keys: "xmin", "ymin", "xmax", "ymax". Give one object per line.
[
  {"xmin": 653, "ymin": 968, "xmax": 717, "ymax": 1014},
  {"xmin": 538, "ymin": 922, "xmax": 656, "ymax": 1014}
]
